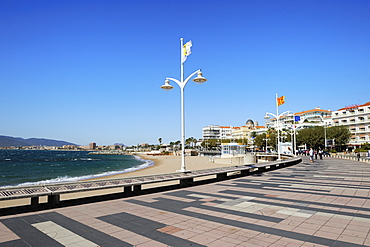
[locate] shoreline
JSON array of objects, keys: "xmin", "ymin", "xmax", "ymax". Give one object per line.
[
  {"xmin": 0, "ymin": 154, "xmax": 234, "ymax": 209},
  {"xmin": 85, "ymin": 154, "xmax": 213, "ymax": 181},
  {"xmin": 83, "ymin": 154, "xmax": 162, "ymax": 181},
  {"xmin": 0, "ymin": 154, "xmax": 244, "ymax": 209}
]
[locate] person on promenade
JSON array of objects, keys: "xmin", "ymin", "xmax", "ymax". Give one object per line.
[
  {"xmin": 357, "ymin": 152, "xmax": 361, "ymax": 161},
  {"xmin": 314, "ymin": 150, "xmax": 318, "ymax": 160},
  {"xmin": 318, "ymin": 149, "xmax": 323, "ymax": 160},
  {"xmin": 309, "ymin": 148, "xmax": 314, "ymax": 162}
]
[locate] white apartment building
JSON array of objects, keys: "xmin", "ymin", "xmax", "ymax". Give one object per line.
[
  {"xmin": 202, "ymin": 125, "xmax": 233, "ymax": 140},
  {"xmin": 265, "ymin": 107, "xmax": 332, "ymax": 129},
  {"xmin": 332, "ymin": 102, "xmax": 370, "ymax": 146},
  {"xmin": 202, "ymin": 120, "xmax": 261, "ymax": 141}
]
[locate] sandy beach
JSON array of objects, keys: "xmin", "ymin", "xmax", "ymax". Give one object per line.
[{"xmin": 92, "ymin": 154, "xmax": 228, "ymax": 180}]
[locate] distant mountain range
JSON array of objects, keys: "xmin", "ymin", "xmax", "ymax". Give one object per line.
[{"xmin": 0, "ymin": 136, "xmax": 77, "ymax": 147}]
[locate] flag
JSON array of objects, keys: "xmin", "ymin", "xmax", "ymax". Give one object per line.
[
  {"xmin": 182, "ymin": 40, "xmax": 192, "ymax": 63},
  {"xmin": 277, "ymin": 96, "xmax": 285, "ymax": 106}
]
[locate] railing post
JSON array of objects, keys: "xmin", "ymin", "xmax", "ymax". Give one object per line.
[
  {"xmin": 180, "ymin": 178, "xmax": 193, "ymax": 187},
  {"xmin": 123, "ymin": 186, "xmax": 132, "ymax": 196},
  {"xmin": 241, "ymin": 169, "xmax": 250, "ymax": 176},
  {"xmin": 217, "ymin": 173, "xmax": 227, "ymax": 180},
  {"xmin": 31, "ymin": 197, "xmax": 39, "ymax": 207},
  {"xmin": 133, "ymin": 185, "xmax": 141, "ymax": 194},
  {"xmin": 47, "ymin": 194, "xmax": 60, "ymax": 206}
]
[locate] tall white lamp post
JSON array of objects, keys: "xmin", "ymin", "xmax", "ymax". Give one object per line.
[
  {"xmin": 264, "ymin": 111, "xmax": 290, "ymax": 160},
  {"xmin": 160, "ymin": 38, "xmax": 207, "ymax": 172},
  {"xmin": 263, "ymin": 138, "xmax": 269, "ymax": 152}
]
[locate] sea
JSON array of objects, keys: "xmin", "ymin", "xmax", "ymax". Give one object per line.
[{"xmin": 0, "ymin": 149, "xmax": 153, "ymax": 188}]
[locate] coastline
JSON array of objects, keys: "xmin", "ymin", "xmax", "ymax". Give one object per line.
[
  {"xmin": 1, "ymin": 154, "xmax": 233, "ymax": 208},
  {"xmin": 85, "ymin": 154, "xmax": 222, "ymax": 181}
]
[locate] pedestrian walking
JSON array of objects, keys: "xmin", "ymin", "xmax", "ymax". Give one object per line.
[
  {"xmin": 318, "ymin": 149, "xmax": 323, "ymax": 160},
  {"xmin": 309, "ymin": 148, "xmax": 314, "ymax": 162},
  {"xmin": 357, "ymin": 152, "xmax": 361, "ymax": 161}
]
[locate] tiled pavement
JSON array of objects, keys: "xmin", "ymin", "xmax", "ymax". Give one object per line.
[{"xmin": 1, "ymin": 156, "xmax": 370, "ymax": 246}]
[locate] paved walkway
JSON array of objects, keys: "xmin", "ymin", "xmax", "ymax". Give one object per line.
[{"xmin": 1, "ymin": 156, "xmax": 370, "ymax": 246}]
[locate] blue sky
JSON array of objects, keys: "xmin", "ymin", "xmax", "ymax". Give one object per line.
[{"xmin": 0, "ymin": 0, "xmax": 369, "ymax": 146}]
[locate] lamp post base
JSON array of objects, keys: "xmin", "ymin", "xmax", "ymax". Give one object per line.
[{"xmin": 177, "ymin": 169, "xmax": 191, "ymax": 173}]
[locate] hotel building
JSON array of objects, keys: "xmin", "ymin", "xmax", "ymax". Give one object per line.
[
  {"xmin": 332, "ymin": 102, "xmax": 370, "ymax": 146},
  {"xmin": 265, "ymin": 107, "xmax": 332, "ymax": 129},
  {"xmin": 202, "ymin": 120, "xmax": 262, "ymax": 141}
]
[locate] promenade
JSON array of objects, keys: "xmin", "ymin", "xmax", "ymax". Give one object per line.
[{"xmin": 1, "ymin": 156, "xmax": 370, "ymax": 246}]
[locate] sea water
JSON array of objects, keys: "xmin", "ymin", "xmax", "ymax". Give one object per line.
[{"xmin": 0, "ymin": 150, "xmax": 153, "ymax": 187}]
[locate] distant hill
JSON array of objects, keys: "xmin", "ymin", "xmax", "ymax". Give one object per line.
[{"xmin": 0, "ymin": 136, "xmax": 77, "ymax": 147}]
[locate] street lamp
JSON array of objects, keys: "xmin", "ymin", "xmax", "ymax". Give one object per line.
[
  {"xmin": 263, "ymin": 138, "xmax": 269, "ymax": 152},
  {"xmin": 161, "ymin": 38, "xmax": 207, "ymax": 172},
  {"xmin": 317, "ymin": 115, "xmax": 331, "ymax": 149},
  {"xmin": 264, "ymin": 111, "xmax": 290, "ymax": 160}
]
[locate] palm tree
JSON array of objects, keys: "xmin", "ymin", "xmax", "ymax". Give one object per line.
[
  {"xmin": 191, "ymin": 137, "xmax": 198, "ymax": 148},
  {"xmin": 185, "ymin": 138, "xmax": 192, "ymax": 148},
  {"xmin": 158, "ymin": 138, "xmax": 162, "ymax": 145},
  {"xmin": 186, "ymin": 137, "xmax": 197, "ymax": 148}
]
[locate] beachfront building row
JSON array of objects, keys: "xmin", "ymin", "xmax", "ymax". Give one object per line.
[
  {"xmin": 332, "ymin": 102, "xmax": 370, "ymax": 147},
  {"xmin": 264, "ymin": 107, "xmax": 333, "ymax": 129},
  {"xmin": 202, "ymin": 101, "xmax": 370, "ymax": 147},
  {"xmin": 202, "ymin": 119, "xmax": 264, "ymax": 145},
  {"xmin": 202, "ymin": 107, "xmax": 332, "ymax": 142}
]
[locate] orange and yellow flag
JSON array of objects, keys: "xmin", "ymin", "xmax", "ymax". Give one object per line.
[{"xmin": 277, "ymin": 96, "xmax": 285, "ymax": 106}]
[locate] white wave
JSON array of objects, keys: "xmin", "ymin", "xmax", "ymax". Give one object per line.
[{"xmin": 2, "ymin": 156, "xmax": 155, "ymax": 188}]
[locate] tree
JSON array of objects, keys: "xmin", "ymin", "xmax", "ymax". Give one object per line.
[
  {"xmin": 254, "ymin": 130, "xmax": 278, "ymax": 150},
  {"xmin": 191, "ymin": 137, "xmax": 198, "ymax": 148},
  {"xmin": 296, "ymin": 126, "xmax": 350, "ymax": 149},
  {"xmin": 158, "ymin": 138, "xmax": 162, "ymax": 145},
  {"xmin": 185, "ymin": 137, "xmax": 192, "ymax": 148},
  {"xmin": 326, "ymin": 125, "xmax": 351, "ymax": 147},
  {"xmin": 201, "ymin": 139, "xmax": 221, "ymax": 150},
  {"xmin": 296, "ymin": 127, "xmax": 323, "ymax": 149}
]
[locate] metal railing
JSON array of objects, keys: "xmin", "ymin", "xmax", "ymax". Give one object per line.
[{"xmin": 0, "ymin": 156, "xmax": 301, "ymax": 209}]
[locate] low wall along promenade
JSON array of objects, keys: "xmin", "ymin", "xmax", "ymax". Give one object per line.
[{"xmin": 0, "ymin": 154, "xmax": 301, "ymax": 215}]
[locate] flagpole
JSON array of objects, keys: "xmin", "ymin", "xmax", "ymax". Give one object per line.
[
  {"xmin": 180, "ymin": 38, "xmax": 184, "ymax": 82},
  {"xmin": 180, "ymin": 38, "xmax": 186, "ymax": 171}
]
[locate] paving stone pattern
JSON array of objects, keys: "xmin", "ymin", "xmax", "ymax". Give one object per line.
[{"xmin": 1, "ymin": 156, "xmax": 370, "ymax": 246}]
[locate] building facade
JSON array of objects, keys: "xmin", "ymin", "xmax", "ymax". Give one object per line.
[
  {"xmin": 265, "ymin": 107, "xmax": 332, "ymax": 129},
  {"xmin": 332, "ymin": 102, "xmax": 370, "ymax": 146},
  {"xmin": 202, "ymin": 125, "xmax": 233, "ymax": 140},
  {"xmin": 203, "ymin": 120, "xmax": 262, "ymax": 143},
  {"xmin": 202, "ymin": 125, "xmax": 221, "ymax": 139}
]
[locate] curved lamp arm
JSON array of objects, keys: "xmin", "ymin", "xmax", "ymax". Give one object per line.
[
  {"xmin": 183, "ymin": 69, "xmax": 201, "ymax": 86},
  {"xmin": 165, "ymin": 77, "xmax": 182, "ymax": 87},
  {"xmin": 165, "ymin": 69, "xmax": 201, "ymax": 89}
]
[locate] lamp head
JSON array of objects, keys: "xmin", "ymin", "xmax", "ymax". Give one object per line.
[
  {"xmin": 264, "ymin": 113, "xmax": 270, "ymax": 119},
  {"xmin": 193, "ymin": 70, "xmax": 207, "ymax": 84},
  {"xmin": 160, "ymin": 79, "xmax": 174, "ymax": 91}
]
